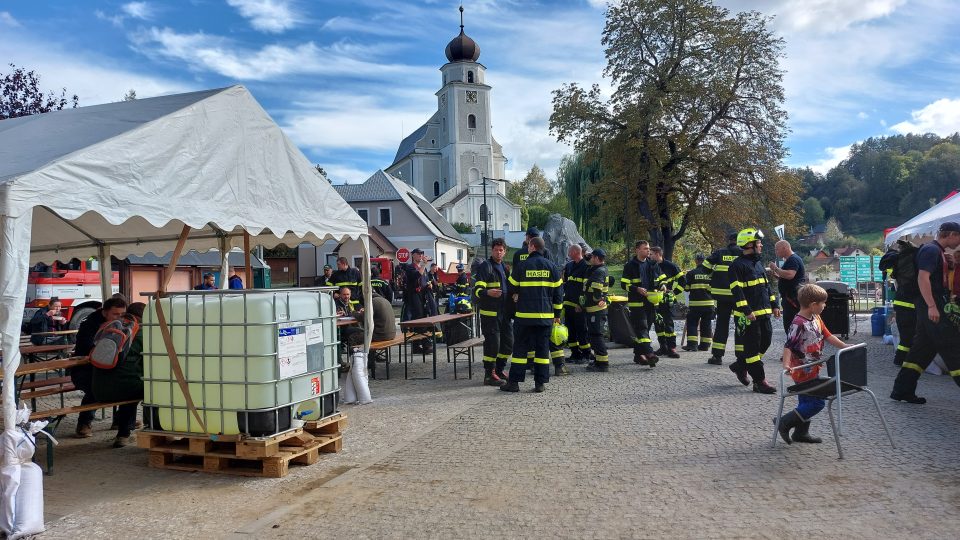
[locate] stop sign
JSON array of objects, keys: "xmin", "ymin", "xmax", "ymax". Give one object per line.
[{"xmin": 396, "ymin": 248, "xmax": 411, "ymax": 263}]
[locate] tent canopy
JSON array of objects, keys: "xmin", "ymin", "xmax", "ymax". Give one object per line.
[
  {"xmin": 884, "ymin": 194, "xmax": 960, "ymax": 246},
  {"xmin": 0, "ymin": 85, "xmax": 371, "ymax": 432}
]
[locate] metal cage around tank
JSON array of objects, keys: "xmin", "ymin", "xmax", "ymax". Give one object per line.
[{"xmin": 139, "ymin": 287, "xmax": 341, "ymax": 438}]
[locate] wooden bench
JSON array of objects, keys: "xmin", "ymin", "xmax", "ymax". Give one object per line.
[
  {"xmin": 369, "ymin": 335, "xmax": 405, "ymax": 380},
  {"xmin": 31, "ymin": 399, "xmax": 141, "ymax": 475},
  {"xmin": 445, "ymin": 337, "xmax": 484, "ymax": 380}
]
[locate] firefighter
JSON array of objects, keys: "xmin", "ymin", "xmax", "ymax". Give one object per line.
[
  {"xmin": 650, "ymin": 246, "xmax": 682, "ymax": 358},
  {"xmin": 621, "ymin": 240, "xmax": 659, "ymax": 367},
  {"xmin": 728, "ymin": 228, "xmax": 780, "ymax": 394},
  {"xmin": 879, "ymin": 244, "xmax": 915, "ymax": 366},
  {"xmin": 454, "ymin": 263, "xmax": 470, "ymax": 297},
  {"xmin": 682, "ymin": 253, "xmax": 715, "ymax": 351},
  {"xmin": 502, "ymin": 236, "xmax": 563, "ymax": 393},
  {"xmin": 370, "ymin": 266, "xmax": 393, "ymax": 303},
  {"xmin": 331, "ymin": 257, "xmax": 362, "ymax": 307},
  {"xmin": 581, "ymin": 249, "xmax": 611, "ymax": 372},
  {"xmin": 473, "ymin": 238, "xmax": 513, "ymax": 386},
  {"xmin": 890, "ymin": 222, "xmax": 960, "ymax": 404},
  {"xmin": 703, "ymin": 233, "xmax": 742, "ymax": 365},
  {"xmin": 562, "ymin": 244, "xmax": 592, "ymax": 365}
]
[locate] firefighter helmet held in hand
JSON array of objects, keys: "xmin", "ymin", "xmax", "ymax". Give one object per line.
[
  {"xmin": 550, "ymin": 323, "xmax": 569, "ymax": 346},
  {"xmin": 737, "ymin": 228, "xmax": 764, "ymax": 248}
]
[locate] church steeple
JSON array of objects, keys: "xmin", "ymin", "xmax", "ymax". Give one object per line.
[{"xmin": 445, "ymin": 6, "xmax": 480, "ymax": 62}]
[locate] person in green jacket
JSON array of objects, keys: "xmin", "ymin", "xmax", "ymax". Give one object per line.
[{"xmin": 92, "ymin": 302, "xmax": 145, "ymax": 448}]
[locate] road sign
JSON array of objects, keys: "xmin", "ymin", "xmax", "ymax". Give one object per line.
[{"xmin": 396, "ymin": 248, "xmax": 411, "ymax": 263}]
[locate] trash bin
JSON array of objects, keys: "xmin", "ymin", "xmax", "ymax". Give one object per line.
[
  {"xmin": 871, "ymin": 307, "xmax": 886, "ymax": 337},
  {"xmin": 608, "ymin": 296, "xmax": 635, "ymax": 346},
  {"xmin": 818, "ymin": 281, "xmax": 851, "ymax": 337}
]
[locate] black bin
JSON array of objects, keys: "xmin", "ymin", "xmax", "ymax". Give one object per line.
[
  {"xmin": 608, "ymin": 299, "xmax": 636, "ymax": 346},
  {"xmin": 817, "ymin": 281, "xmax": 851, "ymax": 337}
]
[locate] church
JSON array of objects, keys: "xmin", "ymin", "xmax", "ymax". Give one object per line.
[{"xmin": 385, "ymin": 8, "xmax": 521, "ymax": 232}]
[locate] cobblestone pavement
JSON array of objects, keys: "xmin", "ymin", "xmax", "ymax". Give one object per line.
[{"xmin": 40, "ymin": 318, "xmax": 960, "ymax": 539}]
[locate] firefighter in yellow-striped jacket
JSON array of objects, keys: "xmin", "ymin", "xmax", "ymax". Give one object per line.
[
  {"xmin": 562, "ymin": 244, "xmax": 591, "ymax": 366},
  {"xmin": 651, "ymin": 247, "xmax": 682, "ymax": 358},
  {"xmin": 703, "ymin": 233, "xmax": 742, "ymax": 365},
  {"xmin": 581, "ymin": 249, "xmax": 611, "ymax": 372},
  {"xmin": 682, "ymin": 253, "xmax": 714, "ymax": 351},
  {"xmin": 502, "ymin": 236, "xmax": 563, "ymax": 393},
  {"xmin": 728, "ymin": 228, "xmax": 780, "ymax": 394},
  {"xmin": 473, "ymin": 238, "xmax": 512, "ymax": 386}
]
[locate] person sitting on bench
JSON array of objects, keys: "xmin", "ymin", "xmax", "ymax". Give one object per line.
[
  {"xmin": 92, "ymin": 302, "xmax": 146, "ymax": 448},
  {"xmin": 72, "ymin": 295, "xmax": 128, "ymax": 438}
]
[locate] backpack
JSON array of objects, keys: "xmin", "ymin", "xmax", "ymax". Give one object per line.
[{"xmin": 90, "ymin": 314, "xmax": 140, "ymax": 369}]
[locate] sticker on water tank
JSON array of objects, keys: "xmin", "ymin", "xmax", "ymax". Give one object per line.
[
  {"xmin": 278, "ymin": 326, "xmax": 308, "ymax": 379},
  {"xmin": 306, "ymin": 324, "xmax": 324, "ymax": 345},
  {"xmin": 310, "ymin": 376, "xmax": 321, "ymax": 396}
]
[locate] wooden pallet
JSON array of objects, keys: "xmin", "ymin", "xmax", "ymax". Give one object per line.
[{"xmin": 137, "ymin": 413, "xmax": 346, "ymax": 478}]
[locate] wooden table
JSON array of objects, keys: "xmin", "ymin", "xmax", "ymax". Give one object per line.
[
  {"xmin": 399, "ymin": 312, "xmax": 474, "ymax": 379},
  {"xmin": 30, "ymin": 329, "xmax": 79, "ymax": 337},
  {"xmin": 336, "ymin": 317, "xmax": 358, "ymax": 327}
]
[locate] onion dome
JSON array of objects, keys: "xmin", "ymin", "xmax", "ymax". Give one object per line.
[{"xmin": 444, "ymin": 6, "xmax": 480, "ymax": 63}]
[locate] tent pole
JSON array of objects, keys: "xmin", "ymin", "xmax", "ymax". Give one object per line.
[
  {"xmin": 97, "ymin": 243, "xmax": 112, "ymax": 301},
  {"xmin": 361, "ymin": 235, "xmax": 373, "ymax": 352},
  {"xmin": 218, "ymin": 235, "xmax": 230, "ymax": 289},
  {"xmin": 243, "ymin": 231, "xmax": 253, "ymax": 289}
]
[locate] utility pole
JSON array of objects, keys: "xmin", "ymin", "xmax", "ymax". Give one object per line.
[{"xmin": 481, "ymin": 176, "xmax": 490, "ymax": 258}]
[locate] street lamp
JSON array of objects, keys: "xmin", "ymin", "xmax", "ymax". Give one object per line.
[{"xmin": 480, "ymin": 176, "xmax": 492, "ymax": 258}]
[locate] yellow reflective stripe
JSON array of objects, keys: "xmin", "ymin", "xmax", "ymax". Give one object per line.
[
  {"xmin": 734, "ymin": 345, "xmax": 745, "ymax": 351},
  {"xmin": 510, "ymin": 356, "xmax": 528, "ymax": 365},
  {"xmin": 594, "ymin": 355, "xmax": 609, "ymax": 363},
  {"xmin": 712, "ymin": 289, "xmax": 733, "ymax": 296},
  {"xmin": 896, "ymin": 345, "xmax": 910, "ymax": 352},
  {"xmin": 902, "ymin": 362, "xmax": 923, "ymax": 373},
  {"xmin": 745, "ymin": 354, "xmax": 762, "ymax": 364},
  {"xmin": 712, "ymin": 343, "xmax": 725, "ymax": 350},
  {"xmin": 620, "ymin": 278, "xmax": 632, "ymax": 284},
  {"xmin": 770, "ymin": 296, "xmax": 777, "ymax": 302},
  {"xmin": 550, "ymin": 350, "xmax": 565, "ymax": 359},
  {"xmin": 950, "ymin": 368, "xmax": 960, "ymax": 377},
  {"xmin": 753, "ymin": 308, "xmax": 773, "ymax": 316},
  {"xmin": 633, "ymin": 337, "xmax": 652, "ymax": 343},
  {"xmin": 700, "ymin": 338, "xmax": 713, "ymax": 343},
  {"xmin": 508, "ymin": 275, "xmax": 519, "ymax": 285},
  {"xmin": 563, "ymin": 300, "xmax": 579, "ymax": 307},
  {"xmin": 515, "ymin": 312, "xmax": 554, "ymax": 319},
  {"xmin": 567, "ymin": 277, "xmax": 586, "ymax": 282},
  {"xmin": 482, "ymin": 356, "xmax": 496, "ymax": 363},
  {"xmin": 736, "ymin": 300, "xmax": 748, "ymax": 307},
  {"xmin": 689, "ymin": 284, "xmax": 711, "ymax": 290},
  {"xmin": 893, "ymin": 300, "xmax": 915, "ymax": 309},
  {"xmin": 730, "ymin": 281, "xmax": 744, "ymax": 288},
  {"xmin": 479, "ymin": 309, "xmax": 498, "ymax": 317},
  {"xmin": 585, "ymin": 305, "xmax": 606, "ymax": 312},
  {"xmin": 689, "ymin": 300, "xmax": 716, "ymax": 307},
  {"xmin": 713, "ymin": 265, "xmax": 729, "ymax": 272},
  {"xmin": 744, "ymin": 278, "xmax": 767, "ymax": 286},
  {"xmin": 553, "ymin": 304, "xmax": 564, "ymax": 310},
  {"xmin": 533, "ymin": 357, "xmax": 551, "ymax": 365},
  {"xmin": 474, "ymin": 280, "xmax": 488, "ymax": 287},
  {"xmin": 514, "ymin": 280, "xmax": 563, "ymax": 287},
  {"xmin": 627, "ymin": 302, "xmax": 645, "ymax": 307},
  {"xmin": 496, "ymin": 353, "xmax": 510, "ymax": 360}
]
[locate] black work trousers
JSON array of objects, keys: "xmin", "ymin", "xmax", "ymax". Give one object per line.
[
  {"xmin": 893, "ymin": 305, "xmax": 916, "ymax": 365},
  {"xmin": 733, "ymin": 315, "xmax": 773, "ymax": 383},
  {"xmin": 628, "ymin": 303, "xmax": 655, "ymax": 356},
  {"xmin": 508, "ymin": 324, "xmax": 551, "ymax": 385},
  {"xmin": 480, "ymin": 314, "xmax": 513, "ymax": 373},
  {"xmin": 892, "ymin": 298, "xmax": 960, "ymax": 396},
  {"xmin": 564, "ymin": 306, "xmax": 590, "ymax": 359},
  {"xmin": 685, "ymin": 308, "xmax": 714, "ymax": 348},
  {"xmin": 712, "ymin": 299, "xmax": 735, "ymax": 358},
  {"xmin": 654, "ymin": 302, "xmax": 677, "ymax": 350},
  {"xmin": 586, "ymin": 310, "xmax": 608, "ymax": 363}
]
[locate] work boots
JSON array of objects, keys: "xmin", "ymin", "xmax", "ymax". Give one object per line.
[
  {"xmin": 890, "ymin": 368, "xmax": 926, "ymax": 404},
  {"xmin": 746, "ymin": 362, "xmax": 775, "ymax": 393},
  {"xmin": 729, "ymin": 361, "xmax": 750, "ymax": 386},
  {"xmin": 776, "ymin": 410, "xmax": 804, "ymax": 444},
  {"xmin": 484, "ymin": 372, "xmax": 504, "ymax": 387},
  {"xmin": 792, "ymin": 420, "xmax": 822, "ymax": 444},
  {"xmin": 499, "ymin": 381, "xmax": 520, "ymax": 392},
  {"xmin": 585, "ymin": 362, "xmax": 609, "ymax": 372},
  {"xmin": 667, "ymin": 348, "xmax": 681, "ymax": 359},
  {"xmin": 633, "ymin": 350, "xmax": 646, "ymax": 364},
  {"xmin": 698, "ymin": 344, "xmax": 712, "ymax": 352},
  {"xmin": 707, "ymin": 355, "xmax": 723, "ymax": 365},
  {"xmin": 554, "ymin": 364, "xmax": 570, "ymax": 376},
  {"xmin": 752, "ymin": 381, "xmax": 777, "ymax": 394},
  {"xmin": 645, "ymin": 354, "xmax": 659, "ymax": 367},
  {"xmin": 682, "ymin": 343, "xmax": 697, "ymax": 352},
  {"xmin": 534, "ymin": 383, "xmax": 546, "ymax": 393}
]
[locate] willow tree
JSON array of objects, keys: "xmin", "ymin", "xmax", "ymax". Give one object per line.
[{"xmin": 550, "ymin": 0, "xmax": 799, "ymax": 258}]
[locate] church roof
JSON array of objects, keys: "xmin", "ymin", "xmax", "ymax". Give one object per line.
[{"xmin": 391, "ymin": 121, "xmax": 430, "ymax": 165}]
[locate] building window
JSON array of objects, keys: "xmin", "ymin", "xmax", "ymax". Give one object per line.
[
  {"xmin": 353, "ymin": 257, "xmax": 363, "ymax": 269},
  {"xmin": 457, "ymin": 249, "xmax": 463, "ymax": 262},
  {"xmin": 356, "ymin": 208, "xmax": 369, "ymax": 223},
  {"xmin": 441, "ymin": 252, "xmax": 447, "ymax": 268},
  {"xmin": 468, "ymin": 114, "xmax": 476, "ymax": 129},
  {"xmin": 434, "ymin": 181, "xmax": 441, "ymax": 197},
  {"xmin": 378, "ymin": 208, "xmax": 392, "ymax": 226},
  {"xmin": 467, "ymin": 70, "xmax": 474, "ymax": 83}
]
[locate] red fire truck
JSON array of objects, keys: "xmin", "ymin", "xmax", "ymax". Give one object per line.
[{"xmin": 24, "ymin": 260, "xmax": 120, "ymax": 329}]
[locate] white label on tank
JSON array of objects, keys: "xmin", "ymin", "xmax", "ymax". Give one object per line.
[
  {"xmin": 306, "ymin": 324, "xmax": 324, "ymax": 346},
  {"xmin": 277, "ymin": 326, "xmax": 308, "ymax": 379}
]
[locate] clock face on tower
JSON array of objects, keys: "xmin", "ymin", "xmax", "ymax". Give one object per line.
[{"xmin": 466, "ymin": 90, "xmax": 478, "ymax": 103}]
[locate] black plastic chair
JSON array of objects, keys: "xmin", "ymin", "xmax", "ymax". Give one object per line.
[{"xmin": 772, "ymin": 342, "xmax": 895, "ymax": 459}]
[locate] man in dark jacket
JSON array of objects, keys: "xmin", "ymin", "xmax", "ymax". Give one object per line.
[
  {"xmin": 704, "ymin": 234, "xmax": 742, "ymax": 365},
  {"xmin": 502, "ymin": 236, "xmax": 563, "ymax": 393},
  {"xmin": 682, "ymin": 254, "xmax": 715, "ymax": 351},
  {"xmin": 28, "ymin": 298, "xmax": 67, "ymax": 345},
  {"xmin": 621, "ymin": 240, "xmax": 660, "ymax": 367},
  {"xmin": 370, "ymin": 266, "xmax": 393, "ymax": 302},
  {"xmin": 563, "ymin": 244, "xmax": 591, "ymax": 364},
  {"xmin": 93, "ymin": 302, "xmax": 145, "ymax": 447},
  {"xmin": 73, "ymin": 296, "xmax": 128, "ymax": 438},
  {"xmin": 728, "ymin": 228, "xmax": 780, "ymax": 394},
  {"xmin": 650, "ymin": 246, "xmax": 682, "ymax": 358},
  {"xmin": 582, "ymin": 249, "xmax": 610, "ymax": 372},
  {"xmin": 474, "ymin": 238, "xmax": 512, "ymax": 385},
  {"xmin": 331, "ymin": 257, "xmax": 362, "ymax": 307}
]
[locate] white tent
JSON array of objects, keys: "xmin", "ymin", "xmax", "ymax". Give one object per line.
[
  {"xmin": 0, "ymin": 85, "xmax": 370, "ymax": 456},
  {"xmin": 884, "ymin": 194, "xmax": 960, "ymax": 246}
]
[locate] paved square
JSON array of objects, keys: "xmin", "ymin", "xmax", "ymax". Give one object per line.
[{"xmin": 40, "ymin": 322, "xmax": 960, "ymax": 539}]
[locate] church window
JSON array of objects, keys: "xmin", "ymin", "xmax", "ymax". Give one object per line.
[
  {"xmin": 467, "ymin": 71, "xmax": 474, "ymax": 83},
  {"xmin": 468, "ymin": 114, "xmax": 476, "ymax": 129},
  {"xmin": 434, "ymin": 181, "xmax": 441, "ymax": 197}
]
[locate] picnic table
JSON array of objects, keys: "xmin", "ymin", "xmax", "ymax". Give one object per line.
[{"xmin": 399, "ymin": 312, "xmax": 474, "ymax": 379}]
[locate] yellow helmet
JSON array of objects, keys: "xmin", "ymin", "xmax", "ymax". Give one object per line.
[
  {"xmin": 550, "ymin": 324, "xmax": 569, "ymax": 346},
  {"xmin": 737, "ymin": 228, "xmax": 764, "ymax": 248}
]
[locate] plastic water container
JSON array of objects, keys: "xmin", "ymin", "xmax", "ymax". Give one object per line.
[
  {"xmin": 870, "ymin": 307, "xmax": 886, "ymax": 337},
  {"xmin": 142, "ymin": 289, "xmax": 340, "ymax": 436}
]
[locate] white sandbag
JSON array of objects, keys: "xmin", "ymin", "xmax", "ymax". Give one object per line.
[
  {"xmin": 0, "ymin": 462, "xmax": 21, "ymax": 536},
  {"xmin": 342, "ymin": 371, "xmax": 357, "ymax": 404},
  {"xmin": 11, "ymin": 462, "xmax": 44, "ymax": 539},
  {"xmin": 341, "ymin": 350, "xmax": 372, "ymax": 405}
]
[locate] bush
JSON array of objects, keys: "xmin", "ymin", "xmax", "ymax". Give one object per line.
[{"xmin": 527, "ymin": 206, "xmax": 551, "ymax": 229}]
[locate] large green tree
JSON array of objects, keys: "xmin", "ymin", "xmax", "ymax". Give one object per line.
[
  {"xmin": 550, "ymin": 0, "xmax": 798, "ymax": 257},
  {"xmin": 508, "ymin": 164, "xmax": 555, "ymax": 207}
]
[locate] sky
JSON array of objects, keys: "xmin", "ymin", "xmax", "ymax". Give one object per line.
[{"xmin": 2, "ymin": 0, "xmax": 960, "ymax": 185}]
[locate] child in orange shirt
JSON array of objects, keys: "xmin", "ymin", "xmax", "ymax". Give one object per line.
[{"xmin": 777, "ymin": 284, "xmax": 851, "ymax": 444}]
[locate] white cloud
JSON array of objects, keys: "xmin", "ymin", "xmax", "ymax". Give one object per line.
[
  {"xmin": 227, "ymin": 0, "xmax": 299, "ymax": 33},
  {"xmin": 122, "ymin": 2, "xmax": 155, "ymax": 20},
  {"xmin": 808, "ymin": 144, "xmax": 852, "ymax": 174},
  {"xmin": 324, "ymin": 164, "xmax": 377, "ymax": 186},
  {"xmin": 134, "ymin": 27, "xmax": 435, "ymax": 82},
  {"xmin": 891, "ymin": 98, "xmax": 960, "ymax": 135},
  {"xmin": 0, "ymin": 11, "xmax": 20, "ymax": 27},
  {"xmin": 857, "ymin": 111, "xmax": 869, "ymax": 119}
]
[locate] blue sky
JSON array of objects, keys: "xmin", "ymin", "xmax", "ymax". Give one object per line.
[{"xmin": 2, "ymin": 0, "xmax": 959, "ymax": 184}]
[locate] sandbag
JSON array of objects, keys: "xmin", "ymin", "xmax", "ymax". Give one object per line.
[
  {"xmin": 342, "ymin": 350, "xmax": 372, "ymax": 405},
  {"xmin": 0, "ymin": 404, "xmax": 52, "ymax": 538},
  {"xmin": 11, "ymin": 463, "xmax": 44, "ymax": 539}
]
